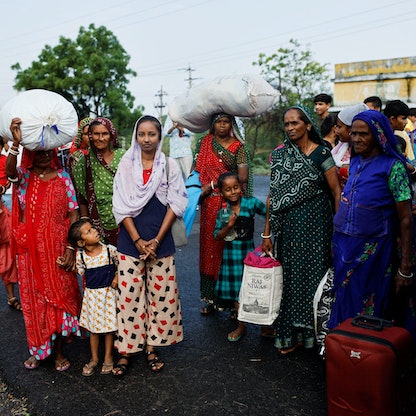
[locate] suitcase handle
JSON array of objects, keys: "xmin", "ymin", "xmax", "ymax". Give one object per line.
[{"xmin": 351, "ymin": 315, "xmax": 393, "ymax": 331}]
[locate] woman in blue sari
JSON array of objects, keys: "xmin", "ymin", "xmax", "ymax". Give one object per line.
[{"xmin": 328, "ymin": 110, "xmax": 413, "ymax": 329}]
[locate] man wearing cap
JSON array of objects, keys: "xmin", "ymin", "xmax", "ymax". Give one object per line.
[{"xmin": 331, "ymin": 103, "xmax": 369, "ymax": 189}]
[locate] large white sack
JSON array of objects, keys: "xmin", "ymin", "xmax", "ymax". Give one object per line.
[
  {"xmin": 168, "ymin": 74, "xmax": 279, "ymax": 132},
  {"xmin": 0, "ymin": 89, "xmax": 78, "ymax": 151}
]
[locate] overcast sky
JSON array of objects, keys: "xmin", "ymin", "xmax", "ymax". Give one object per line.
[{"xmin": 1, "ymin": 0, "xmax": 415, "ymax": 119}]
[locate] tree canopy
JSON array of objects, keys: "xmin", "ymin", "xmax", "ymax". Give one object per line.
[
  {"xmin": 11, "ymin": 23, "xmax": 142, "ymax": 137},
  {"xmin": 253, "ymin": 38, "xmax": 330, "ymax": 108}
]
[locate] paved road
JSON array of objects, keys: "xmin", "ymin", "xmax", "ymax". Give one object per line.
[{"xmin": 0, "ymin": 176, "xmax": 328, "ymax": 416}]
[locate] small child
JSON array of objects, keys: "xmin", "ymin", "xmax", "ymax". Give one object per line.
[
  {"xmin": 68, "ymin": 219, "xmax": 118, "ymax": 376},
  {"xmin": 214, "ymin": 172, "xmax": 268, "ymax": 342}
]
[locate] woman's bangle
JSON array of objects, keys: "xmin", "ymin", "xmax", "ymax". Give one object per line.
[
  {"xmin": 261, "ymin": 233, "xmax": 272, "ymax": 239},
  {"xmin": 133, "ymin": 237, "xmax": 141, "ymax": 245},
  {"xmin": 211, "ymin": 180, "xmax": 215, "ymax": 190},
  {"xmin": 154, "ymin": 238, "xmax": 160, "ymax": 246},
  {"xmin": 80, "ymin": 216, "xmax": 90, "ymax": 220},
  {"xmin": 7, "ymin": 176, "xmax": 18, "ymax": 183},
  {"xmin": 66, "ymin": 245, "xmax": 75, "ymax": 251},
  {"xmin": 10, "ymin": 145, "xmax": 19, "ymax": 151},
  {"xmin": 398, "ymin": 269, "xmax": 413, "ymax": 279},
  {"xmin": 8, "ymin": 148, "xmax": 19, "ymax": 156},
  {"xmin": 411, "ymin": 167, "xmax": 416, "ymax": 175}
]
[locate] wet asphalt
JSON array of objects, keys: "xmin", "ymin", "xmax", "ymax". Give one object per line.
[{"xmin": 0, "ymin": 176, "xmax": 328, "ymax": 416}]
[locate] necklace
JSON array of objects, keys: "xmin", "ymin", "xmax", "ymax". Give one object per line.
[
  {"xmin": 33, "ymin": 169, "xmax": 49, "ymax": 178},
  {"xmin": 302, "ymin": 142, "xmax": 315, "ymax": 156}
]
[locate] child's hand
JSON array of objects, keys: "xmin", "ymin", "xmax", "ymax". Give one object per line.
[
  {"xmin": 227, "ymin": 212, "xmax": 238, "ymax": 227},
  {"xmin": 111, "ymin": 275, "xmax": 118, "ymax": 289},
  {"xmin": 56, "ymin": 256, "xmax": 65, "ymax": 266}
]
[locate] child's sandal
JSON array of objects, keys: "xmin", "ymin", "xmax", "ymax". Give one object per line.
[
  {"xmin": 100, "ymin": 362, "xmax": 114, "ymax": 375},
  {"xmin": 146, "ymin": 349, "xmax": 164, "ymax": 372},
  {"xmin": 82, "ymin": 360, "xmax": 98, "ymax": 377}
]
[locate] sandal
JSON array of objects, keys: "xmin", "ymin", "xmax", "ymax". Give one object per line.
[
  {"xmin": 82, "ymin": 360, "xmax": 98, "ymax": 377},
  {"xmin": 100, "ymin": 362, "xmax": 114, "ymax": 375},
  {"xmin": 112, "ymin": 357, "xmax": 129, "ymax": 377},
  {"xmin": 146, "ymin": 349, "xmax": 164, "ymax": 372},
  {"xmin": 278, "ymin": 342, "xmax": 303, "ymax": 356},
  {"xmin": 7, "ymin": 297, "xmax": 22, "ymax": 311},
  {"xmin": 227, "ymin": 326, "xmax": 246, "ymax": 342},
  {"xmin": 55, "ymin": 358, "xmax": 71, "ymax": 372},
  {"xmin": 24, "ymin": 356, "xmax": 39, "ymax": 370},
  {"xmin": 200, "ymin": 303, "xmax": 216, "ymax": 315},
  {"xmin": 261, "ymin": 327, "xmax": 277, "ymax": 338}
]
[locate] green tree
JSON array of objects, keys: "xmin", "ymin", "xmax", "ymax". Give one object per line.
[
  {"xmin": 11, "ymin": 23, "xmax": 142, "ymax": 137},
  {"xmin": 245, "ymin": 39, "xmax": 331, "ymax": 172},
  {"xmin": 253, "ymin": 38, "xmax": 330, "ymax": 107}
]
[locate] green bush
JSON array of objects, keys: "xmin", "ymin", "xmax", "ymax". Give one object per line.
[{"xmin": 251, "ymin": 155, "xmax": 271, "ymax": 175}]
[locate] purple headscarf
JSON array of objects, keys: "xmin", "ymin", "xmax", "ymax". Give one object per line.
[{"xmin": 351, "ymin": 110, "xmax": 407, "ymax": 166}]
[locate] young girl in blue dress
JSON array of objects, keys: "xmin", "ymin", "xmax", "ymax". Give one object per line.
[
  {"xmin": 68, "ymin": 219, "xmax": 118, "ymax": 376},
  {"xmin": 214, "ymin": 172, "xmax": 267, "ymax": 341}
]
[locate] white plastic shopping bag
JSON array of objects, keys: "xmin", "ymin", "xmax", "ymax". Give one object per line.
[
  {"xmin": 238, "ymin": 246, "xmax": 283, "ymax": 325},
  {"xmin": 0, "ymin": 89, "xmax": 78, "ymax": 151}
]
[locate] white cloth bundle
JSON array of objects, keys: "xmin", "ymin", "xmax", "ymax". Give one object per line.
[
  {"xmin": 168, "ymin": 74, "xmax": 279, "ymax": 132},
  {"xmin": 0, "ymin": 89, "xmax": 78, "ymax": 150}
]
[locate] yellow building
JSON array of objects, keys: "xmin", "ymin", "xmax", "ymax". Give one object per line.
[{"xmin": 333, "ymin": 56, "xmax": 416, "ymax": 107}]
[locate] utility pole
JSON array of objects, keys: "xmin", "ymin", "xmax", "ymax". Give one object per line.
[
  {"xmin": 154, "ymin": 85, "xmax": 167, "ymax": 122},
  {"xmin": 179, "ymin": 64, "xmax": 201, "ymax": 89}
]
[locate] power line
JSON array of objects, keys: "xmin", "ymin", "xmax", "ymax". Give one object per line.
[
  {"xmin": 154, "ymin": 85, "xmax": 168, "ymax": 121},
  {"xmin": 178, "ymin": 64, "xmax": 202, "ymax": 89}
]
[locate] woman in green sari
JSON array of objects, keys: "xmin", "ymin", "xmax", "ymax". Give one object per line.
[
  {"xmin": 73, "ymin": 117, "xmax": 125, "ymax": 246},
  {"xmin": 262, "ymin": 106, "xmax": 340, "ymax": 354}
]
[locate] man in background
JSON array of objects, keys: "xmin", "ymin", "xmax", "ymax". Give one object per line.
[
  {"xmin": 364, "ymin": 96, "xmax": 382, "ymax": 111},
  {"xmin": 384, "ymin": 99, "xmax": 414, "ymax": 160},
  {"xmin": 164, "ymin": 118, "xmax": 194, "ymax": 178},
  {"xmin": 313, "ymin": 93, "xmax": 332, "ymax": 123}
]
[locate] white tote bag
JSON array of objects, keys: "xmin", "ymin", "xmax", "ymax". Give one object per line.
[{"xmin": 238, "ymin": 247, "xmax": 283, "ymax": 326}]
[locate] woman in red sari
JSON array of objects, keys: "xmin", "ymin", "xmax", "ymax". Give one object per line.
[
  {"xmin": 195, "ymin": 113, "xmax": 252, "ymax": 314},
  {"xmin": 6, "ymin": 118, "xmax": 82, "ymax": 371}
]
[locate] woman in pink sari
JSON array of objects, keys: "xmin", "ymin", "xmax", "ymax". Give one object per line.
[{"xmin": 6, "ymin": 118, "xmax": 82, "ymax": 371}]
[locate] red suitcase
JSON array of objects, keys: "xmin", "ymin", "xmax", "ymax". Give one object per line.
[{"xmin": 325, "ymin": 315, "xmax": 416, "ymax": 416}]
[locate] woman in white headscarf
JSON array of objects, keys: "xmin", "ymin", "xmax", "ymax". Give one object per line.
[
  {"xmin": 331, "ymin": 103, "xmax": 368, "ymax": 189},
  {"xmin": 112, "ymin": 115, "xmax": 187, "ymax": 376}
]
